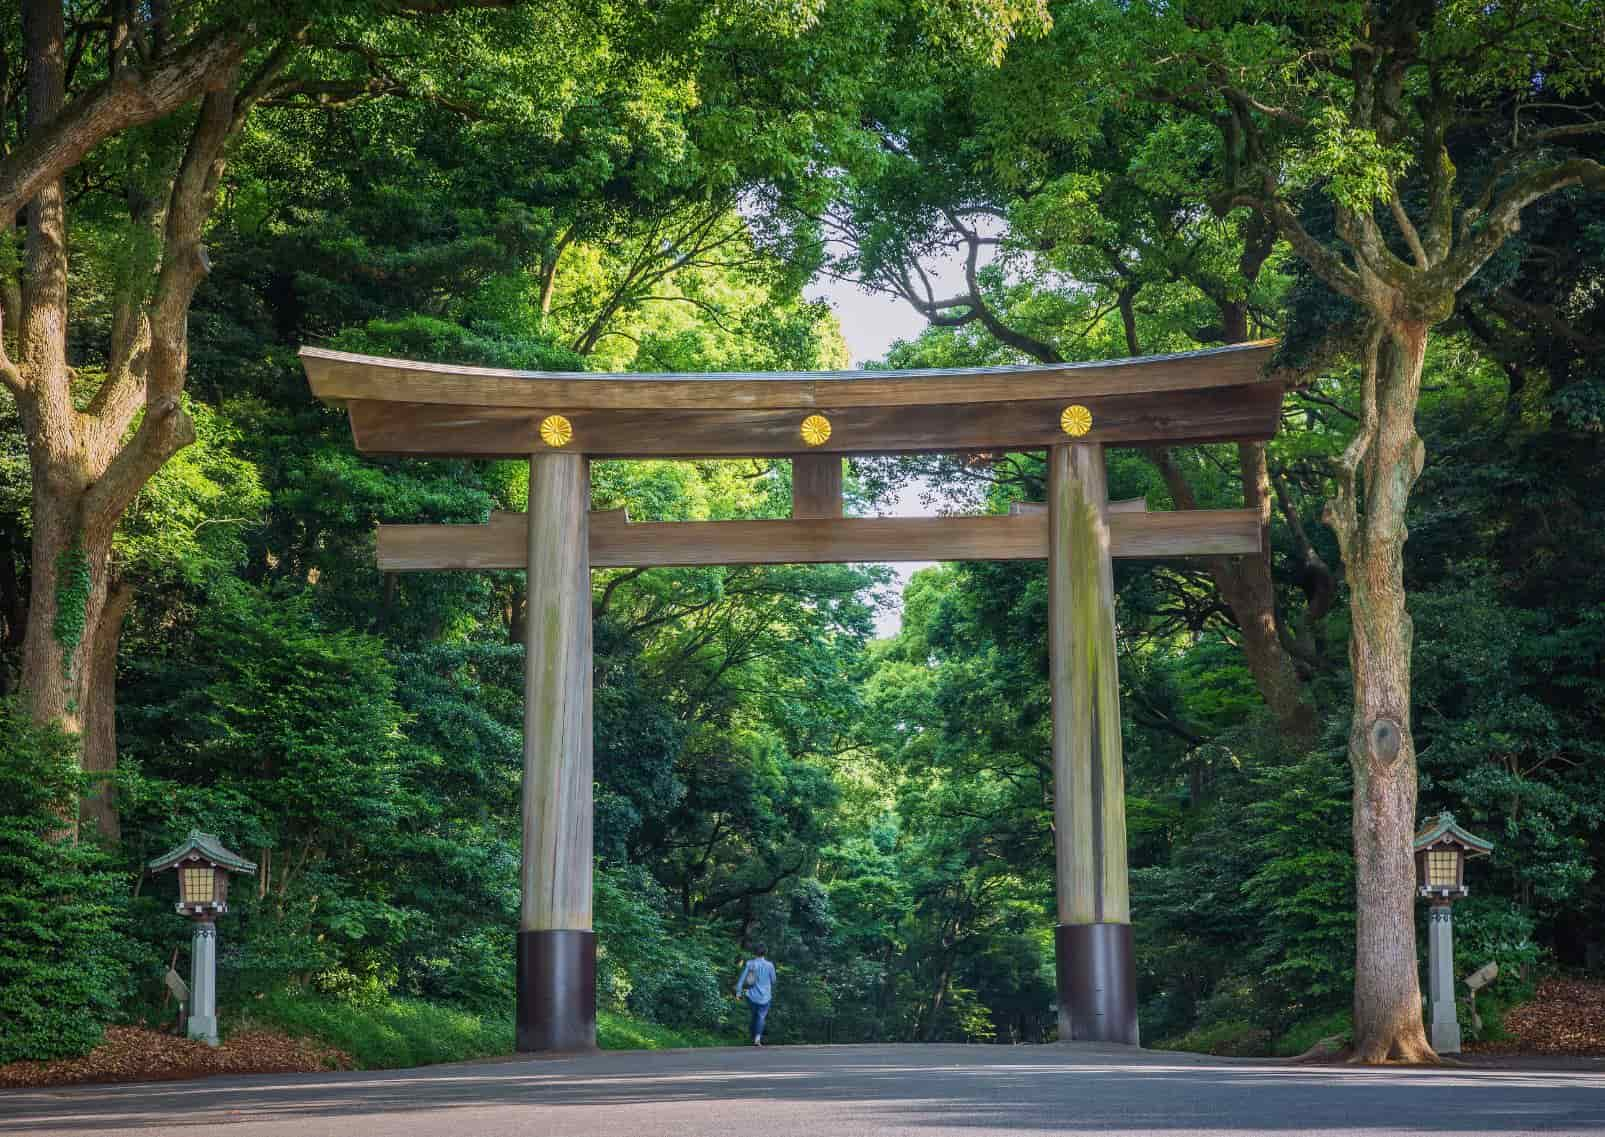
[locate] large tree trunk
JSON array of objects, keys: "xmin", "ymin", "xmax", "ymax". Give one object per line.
[
  {"xmin": 80, "ymin": 581, "xmax": 133, "ymax": 841},
  {"xmin": 7, "ymin": 3, "xmax": 260, "ymax": 813},
  {"xmin": 16, "ymin": 0, "xmax": 95, "ymax": 740},
  {"xmin": 1326, "ymin": 321, "xmax": 1434, "ymax": 1064}
]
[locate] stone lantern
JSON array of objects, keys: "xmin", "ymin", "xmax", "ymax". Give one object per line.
[
  {"xmin": 1413, "ymin": 812, "xmax": 1493, "ymax": 1054},
  {"xmin": 148, "ymin": 831, "xmax": 257, "ymax": 1046}
]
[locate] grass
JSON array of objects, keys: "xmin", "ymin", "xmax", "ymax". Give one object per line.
[
  {"xmin": 237, "ymin": 990, "xmax": 735, "ymax": 1070},
  {"xmin": 1271, "ymin": 1010, "xmax": 1352, "ymax": 1057},
  {"xmin": 1152, "ymin": 1019, "xmax": 1272, "ymax": 1057},
  {"xmin": 238, "ymin": 991, "xmax": 515, "ymax": 1068},
  {"xmin": 596, "ymin": 1010, "xmax": 734, "ymax": 1050},
  {"xmin": 1154, "ymin": 1009, "xmax": 1355, "ymax": 1059}
]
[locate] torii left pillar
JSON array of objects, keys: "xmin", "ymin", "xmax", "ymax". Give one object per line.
[
  {"xmin": 517, "ymin": 451, "xmax": 596, "ymax": 1051},
  {"xmin": 1049, "ymin": 442, "xmax": 1138, "ymax": 1045}
]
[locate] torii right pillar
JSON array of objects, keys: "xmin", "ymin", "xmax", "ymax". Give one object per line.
[{"xmin": 1049, "ymin": 441, "xmax": 1138, "ymax": 1045}]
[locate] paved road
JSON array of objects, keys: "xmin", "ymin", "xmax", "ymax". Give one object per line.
[{"xmin": 4, "ymin": 1043, "xmax": 1603, "ymax": 1137}]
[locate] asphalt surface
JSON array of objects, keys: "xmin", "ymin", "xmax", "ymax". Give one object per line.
[{"xmin": 4, "ymin": 1043, "xmax": 1603, "ymax": 1137}]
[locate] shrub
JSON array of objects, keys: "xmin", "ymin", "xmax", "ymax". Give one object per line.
[
  {"xmin": 0, "ymin": 701, "xmax": 132, "ymax": 1062},
  {"xmin": 626, "ymin": 951, "xmax": 729, "ymax": 1033},
  {"xmin": 1156, "ymin": 1019, "xmax": 1273, "ymax": 1057},
  {"xmin": 243, "ymin": 990, "xmax": 733, "ymax": 1067},
  {"xmin": 1273, "ymin": 1010, "xmax": 1353, "ymax": 1057},
  {"xmin": 244, "ymin": 989, "xmax": 513, "ymax": 1068},
  {"xmin": 595, "ymin": 864, "xmax": 731, "ymax": 1032},
  {"xmin": 596, "ymin": 1010, "xmax": 731, "ymax": 1050},
  {"xmin": 1444, "ymin": 895, "xmax": 1543, "ymax": 999}
]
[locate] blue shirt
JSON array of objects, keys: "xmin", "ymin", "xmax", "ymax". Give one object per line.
[{"xmin": 736, "ymin": 958, "xmax": 775, "ymax": 1004}]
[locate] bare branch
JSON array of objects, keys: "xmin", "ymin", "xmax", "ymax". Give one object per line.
[
  {"xmin": 1294, "ymin": 389, "xmax": 1360, "ymax": 422},
  {"xmin": 84, "ymin": 76, "xmax": 242, "ymax": 526},
  {"xmin": 1240, "ymin": 193, "xmax": 1369, "ymax": 305},
  {"xmin": 1389, "ymin": 187, "xmax": 1429, "ymax": 269},
  {"xmin": 1443, "ymin": 158, "xmax": 1605, "ymax": 294},
  {"xmin": 951, "ymin": 211, "xmax": 1061, "ymax": 363},
  {"xmin": 1322, "ymin": 322, "xmax": 1384, "ymax": 563}
]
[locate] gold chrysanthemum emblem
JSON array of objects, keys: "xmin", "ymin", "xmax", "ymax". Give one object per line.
[
  {"xmin": 800, "ymin": 414, "xmax": 832, "ymax": 447},
  {"xmin": 1060, "ymin": 404, "xmax": 1093, "ymax": 437},
  {"xmin": 539, "ymin": 414, "xmax": 573, "ymax": 448}
]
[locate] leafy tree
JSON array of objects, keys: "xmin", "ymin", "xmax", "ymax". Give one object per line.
[{"xmin": 1040, "ymin": 0, "xmax": 1605, "ymax": 1060}]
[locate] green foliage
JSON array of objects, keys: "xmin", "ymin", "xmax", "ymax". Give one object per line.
[
  {"xmin": 242, "ymin": 990, "xmax": 731, "ymax": 1068},
  {"xmin": 1445, "ymin": 897, "xmax": 1543, "ymax": 1002},
  {"xmin": 1271, "ymin": 1010, "xmax": 1353, "ymax": 1058},
  {"xmin": 596, "ymin": 1010, "xmax": 733, "ymax": 1051},
  {"xmin": 5, "ymin": 0, "xmax": 1603, "ymax": 1072},
  {"xmin": 1290, "ymin": 107, "xmax": 1415, "ymax": 212},
  {"xmin": 1240, "ymin": 747, "xmax": 1356, "ymax": 1004},
  {"xmin": 0, "ymin": 701, "xmax": 131, "ymax": 1063},
  {"xmin": 51, "ymin": 541, "xmax": 90, "ymax": 670},
  {"xmin": 595, "ymin": 865, "xmax": 730, "ymax": 1032},
  {"xmin": 244, "ymin": 990, "xmax": 513, "ymax": 1069},
  {"xmin": 1154, "ymin": 1018, "xmax": 1271, "ymax": 1058}
]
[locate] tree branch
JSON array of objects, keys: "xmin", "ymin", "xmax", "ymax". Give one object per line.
[
  {"xmin": 1389, "ymin": 188, "xmax": 1429, "ymax": 269},
  {"xmin": 1444, "ymin": 158, "xmax": 1605, "ymax": 294},
  {"xmin": 0, "ymin": 25, "xmax": 245, "ymax": 224},
  {"xmin": 1240, "ymin": 193, "xmax": 1369, "ymax": 304}
]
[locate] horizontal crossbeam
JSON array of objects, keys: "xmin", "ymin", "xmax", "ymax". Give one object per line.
[
  {"xmin": 376, "ymin": 507, "xmax": 1261, "ymax": 571},
  {"xmin": 345, "ymin": 382, "xmax": 1283, "ymax": 458}
]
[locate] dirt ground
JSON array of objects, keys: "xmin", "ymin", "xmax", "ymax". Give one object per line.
[
  {"xmin": 0, "ymin": 1026, "xmax": 350, "ymax": 1088},
  {"xmin": 1467, "ymin": 977, "xmax": 1605, "ymax": 1057}
]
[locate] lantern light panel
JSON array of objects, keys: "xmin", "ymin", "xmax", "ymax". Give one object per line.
[
  {"xmin": 181, "ymin": 866, "xmax": 216, "ymax": 904},
  {"xmin": 1426, "ymin": 849, "xmax": 1459, "ymax": 889}
]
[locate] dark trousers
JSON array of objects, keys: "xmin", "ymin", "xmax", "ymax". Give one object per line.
[{"xmin": 748, "ymin": 998, "xmax": 770, "ymax": 1041}]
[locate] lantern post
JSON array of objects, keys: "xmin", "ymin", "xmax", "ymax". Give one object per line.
[
  {"xmin": 147, "ymin": 832, "xmax": 258, "ymax": 1046},
  {"xmin": 1413, "ymin": 812, "xmax": 1493, "ymax": 1054}
]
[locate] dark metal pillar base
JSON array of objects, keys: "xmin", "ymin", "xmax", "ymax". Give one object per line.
[
  {"xmin": 516, "ymin": 930, "xmax": 597, "ymax": 1052},
  {"xmin": 1055, "ymin": 923, "xmax": 1138, "ymax": 1045}
]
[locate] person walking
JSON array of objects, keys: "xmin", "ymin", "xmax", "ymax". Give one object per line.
[{"xmin": 734, "ymin": 944, "xmax": 776, "ymax": 1046}]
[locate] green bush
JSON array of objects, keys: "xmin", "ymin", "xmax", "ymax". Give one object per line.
[
  {"xmin": 1272, "ymin": 1010, "xmax": 1353, "ymax": 1057},
  {"xmin": 595, "ymin": 865, "xmax": 732, "ymax": 1032},
  {"xmin": 0, "ymin": 700, "xmax": 132, "ymax": 1062},
  {"xmin": 596, "ymin": 1010, "xmax": 732, "ymax": 1050},
  {"xmin": 242, "ymin": 989, "xmax": 734, "ymax": 1067},
  {"xmin": 1463, "ymin": 990, "xmax": 1516, "ymax": 1044},
  {"xmin": 1443, "ymin": 896, "xmax": 1543, "ymax": 1000},
  {"xmin": 626, "ymin": 952, "xmax": 730, "ymax": 1033},
  {"xmin": 1155, "ymin": 1018, "xmax": 1273, "ymax": 1057},
  {"xmin": 243, "ymin": 990, "xmax": 514, "ymax": 1068}
]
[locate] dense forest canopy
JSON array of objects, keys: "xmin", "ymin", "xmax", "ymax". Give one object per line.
[{"xmin": 1, "ymin": 0, "xmax": 1602, "ymax": 1065}]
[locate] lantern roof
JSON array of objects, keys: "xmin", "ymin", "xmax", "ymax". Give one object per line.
[
  {"xmin": 1413, "ymin": 812, "xmax": 1493, "ymax": 856},
  {"xmin": 147, "ymin": 830, "xmax": 258, "ymax": 875}
]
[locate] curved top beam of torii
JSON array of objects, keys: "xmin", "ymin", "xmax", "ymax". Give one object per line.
[{"xmin": 300, "ymin": 340, "xmax": 1284, "ymax": 459}]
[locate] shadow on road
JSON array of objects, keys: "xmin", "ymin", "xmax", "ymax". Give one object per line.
[{"xmin": 3, "ymin": 1044, "xmax": 1602, "ymax": 1135}]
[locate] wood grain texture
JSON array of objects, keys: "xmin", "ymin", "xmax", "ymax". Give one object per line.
[
  {"xmin": 375, "ymin": 508, "xmax": 1262, "ymax": 570},
  {"xmin": 344, "ymin": 383, "xmax": 1284, "ymax": 458},
  {"xmin": 792, "ymin": 455, "xmax": 843, "ymax": 519},
  {"xmin": 304, "ymin": 341, "xmax": 1279, "ymax": 411},
  {"xmin": 1050, "ymin": 443, "xmax": 1131, "ymax": 927},
  {"xmin": 521, "ymin": 453, "xmax": 592, "ymax": 932},
  {"xmin": 1011, "ymin": 498, "xmax": 1147, "ymax": 516}
]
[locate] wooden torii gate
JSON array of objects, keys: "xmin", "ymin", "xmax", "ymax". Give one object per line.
[{"xmin": 302, "ymin": 340, "xmax": 1284, "ymax": 1052}]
